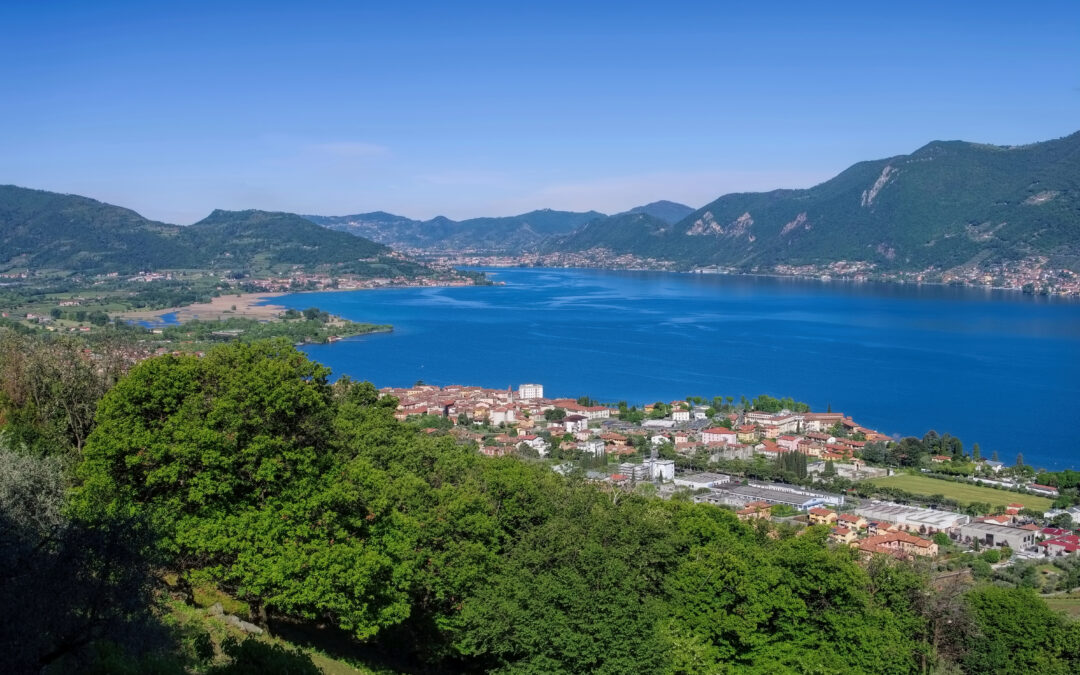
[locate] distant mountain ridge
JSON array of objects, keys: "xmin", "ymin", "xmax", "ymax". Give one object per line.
[
  {"xmin": 0, "ymin": 185, "xmax": 427, "ymax": 277},
  {"xmin": 620, "ymin": 200, "xmax": 695, "ymax": 224},
  {"xmin": 544, "ymin": 132, "xmax": 1080, "ymax": 272},
  {"xmin": 305, "ymin": 208, "xmax": 608, "ymax": 253}
]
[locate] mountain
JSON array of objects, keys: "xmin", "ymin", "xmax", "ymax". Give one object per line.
[
  {"xmin": 621, "ymin": 200, "xmax": 695, "ymax": 224},
  {"xmin": 183, "ymin": 209, "xmax": 388, "ymax": 265},
  {"xmin": 0, "ymin": 185, "xmax": 200, "ymax": 272},
  {"xmin": 306, "ymin": 208, "xmax": 604, "ymax": 252},
  {"xmin": 545, "ymin": 132, "xmax": 1080, "ymax": 272},
  {"xmin": 0, "ymin": 185, "xmax": 428, "ymax": 277}
]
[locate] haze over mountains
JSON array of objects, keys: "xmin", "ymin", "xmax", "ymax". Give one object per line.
[
  {"xmin": 303, "ymin": 200, "xmax": 696, "ymax": 253},
  {"xmin": 3, "ymin": 131, "xmax": 1078, "ymax": 277}
]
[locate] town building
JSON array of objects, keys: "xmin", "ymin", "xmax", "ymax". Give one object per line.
[
  {"xmin": 517, "ymin": 383, "xmax": 543, "ymax": 400},
  {"xmin": 1039, "ymin": 534, "xmax": 1080, "ymax": 556},
  {"xmin": 808, "ymin": 507, "xmax": 838, "ymax": 526},
  {"xmin": 702, "ymin": 427, "xmax": 737, "ymax": 444},
  {"xmin": 672, "ymin": 472, "xmax": 732, "ymax": 490},
  {"xmin": 958, "ymin": 521, "xmax": 1037, "ymax": 550},
  {"xmin": 830, "ymin": 527, "xmax": 857, "ymax": 544},
  {"xmin": 857, "ymin": 532, "xmax": 938, "ymax": 558},
  {"xmin": 710, "ymin": 482, "xmax": 844, "ymax": 511},
  {"xmin": 855, "ymin": 502, "xmax": 969, "ymax": 534},
  {"xmin": 579, "ymin": 439, "xmax": 605, "ymax": 456},
  {"xmin": 736, "ymin": 501, "xmax": 772, "ymax": 521}
]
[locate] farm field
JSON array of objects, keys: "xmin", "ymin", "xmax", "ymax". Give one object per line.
[{"xmin": 862, "ymin": 473, "xmax": 1054, "ymax": 511}]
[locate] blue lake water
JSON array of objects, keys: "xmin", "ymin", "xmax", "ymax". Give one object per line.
[
  {"xmin": 268, "ymin": 268, "xmax": 1080, "ymax": 470},
  {"xmin": 135, "ymin": 311, "xmax": 180, "ymax": 328}
]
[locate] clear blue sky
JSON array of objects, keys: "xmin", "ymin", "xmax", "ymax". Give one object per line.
[{"xmin": 1, "ymin": 1, "xmax": 1078, "ymax": 224}]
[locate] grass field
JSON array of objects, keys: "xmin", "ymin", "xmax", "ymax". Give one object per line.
[
  {"xmin": 1045, "ymin": 593, "xmax": 1080, "ymax": 618},
  {"xmin": 863, "ymin": 473, "xmax": 1054, "ymax": 511}
]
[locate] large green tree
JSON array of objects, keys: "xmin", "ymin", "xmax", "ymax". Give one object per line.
[
  {"xmin": 961, "ymin": 586, "xmax": 1080, "ymax": 674},
  {"xmin": 74, "ymin": 341, "xmax": 412, "ymax": 637}
]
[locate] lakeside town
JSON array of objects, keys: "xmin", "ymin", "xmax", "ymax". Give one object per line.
[
  {"xmin": 428, "ymin": 250, "xmax": 1080, "ymax": 297},
  {"xmin": 385, "ymin": 381, "xmax": 1080, "ymax": 570}
]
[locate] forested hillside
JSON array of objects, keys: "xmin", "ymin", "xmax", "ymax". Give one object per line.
[
  {"xmin": 546, "ymin": 132, "xmax": 1080, "ymax": 272},
  {"xmin": 2, "ymin": 331, "xmax": 1077, "ymax": 673},
  {"xmin": 0, "ymin": 184, "xmax": 200, "ymax": 272},
  {"xmin": 0, "ymin": 185, "xmax": 428, "ymax": 277}
]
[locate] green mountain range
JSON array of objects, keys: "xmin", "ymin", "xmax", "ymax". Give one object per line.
[
  {"xmin": 0, "ymin": 186, "xmax": 429, "ymax": 277},
  {"xmin": 305, "ymin": 208, "xmax": 608, "ymax": 252},
  {"xmin": 9, "ymin": 129, "xmax": 1078, "ymax": 277},
  {"xmin": 545, "ymin": 132, "xmax": 1080, "ymax": 272}
]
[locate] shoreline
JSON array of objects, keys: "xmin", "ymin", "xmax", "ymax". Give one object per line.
[
  {"xmin": 459, "ymin": 263, "xmax": 1080, "ymax": 301},
  {"xmin": 111, "ymin": 277, "xmax": 489, "ymax": 325},
  {"xmin": 114, "ymin": 292, "xmax": 287, "ymax": 324}
]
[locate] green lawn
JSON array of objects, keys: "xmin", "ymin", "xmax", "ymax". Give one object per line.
[{"xmin": 863, "ymin": 473, "xmax": 1053, "ymax": 511}]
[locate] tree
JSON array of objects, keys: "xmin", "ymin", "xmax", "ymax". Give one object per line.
[
  {"xmin": 961, "ymin": 586, "xmax": 1079, "ymax": 674},
  {"xmin": 822, "ymin": 460, "xmax": 837, "ymax": 478},
  {"xmin": 0, "ymin": 443, "xmax": 161, "ymax": 671},
  {"xmin": 1051, "ymin": 513, "xmax": 1074, "ymax": 529},
  {"xmin": 932, "ymin": 532, "xmax": 950, "ymax": 548},
  {"xmin": 0, "ymin": 329, "xmax": 130, "ymax": 455},
  {"xmin": 992, "ymin": 450, "xmax": 999, "ymax": 462},
  {"xmin": 74, "ymin": 342, "xmax": 411, "ymax": 635},
  {"xmin": 972, "ymin": 443, "xmax": 981, "ymax": 462},
  {"xmin": 1016, "ymin": 453, "xmax": 1025, "ymax": 467},
  {"xmin": 777, "ymin": 452, "xmax": 808, "ymax": 480}
]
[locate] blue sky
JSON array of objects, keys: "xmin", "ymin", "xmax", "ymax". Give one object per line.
[{"xmin": 1, "ymin": 1, "xmax": 1078, "ymax": 223}]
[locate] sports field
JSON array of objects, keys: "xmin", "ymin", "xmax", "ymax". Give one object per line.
[{"xmin": 863, "ymin": 473, "xmax": 1054, "ymax": 511}]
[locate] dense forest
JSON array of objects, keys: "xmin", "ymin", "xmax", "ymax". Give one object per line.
[{"xmin": 1, "ymin": 331, "xmax": 1078, "ymax": 673}]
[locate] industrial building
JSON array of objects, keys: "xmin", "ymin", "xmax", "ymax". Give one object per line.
[
  {"xmin": 959, "ymin": 521, "xmax": 1037, "ymax": 551},
  {"xmin": 855, "ymin": 501, "xmax": 970, "ymax": 534},
  {"xmin": 673, "ymin": 472, "xmax": 732, "ymax": 489}
]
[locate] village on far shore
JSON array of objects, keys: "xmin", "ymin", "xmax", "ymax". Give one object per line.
[{"xmin": 384, "ymin": 381, "xmax": 1080, "ymax": 569}]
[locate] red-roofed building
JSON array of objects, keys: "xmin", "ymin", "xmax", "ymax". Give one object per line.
[
  {"xmin": 736, "ymin": 501, "xmax": 772, "ymax": 521},
  {"xmin": 702, "ymin": 427, "xmax": 737, "ymax": 444},
  {"xmin": 857, "ymin": 532, "xmax": 938, "ymax": 558},
  {"xmin": 839, "ymin": 513, "xmax": 867, "ymax": 530},
  {"xmin": 830, "ymin": 526, "xmax": 857, "ymax": 544},
  {"xmin": 808, "ymin": 507, "xmax": 838, "ymax": 526},
  {"xmin": 1040, "ymin": 534, "xmax": 1080, "ymax": 556}
]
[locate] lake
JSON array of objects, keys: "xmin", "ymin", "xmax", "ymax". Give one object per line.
[{"xmin": 269, "ymin": 268, "xmax": 1080, "ymax": 471}]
